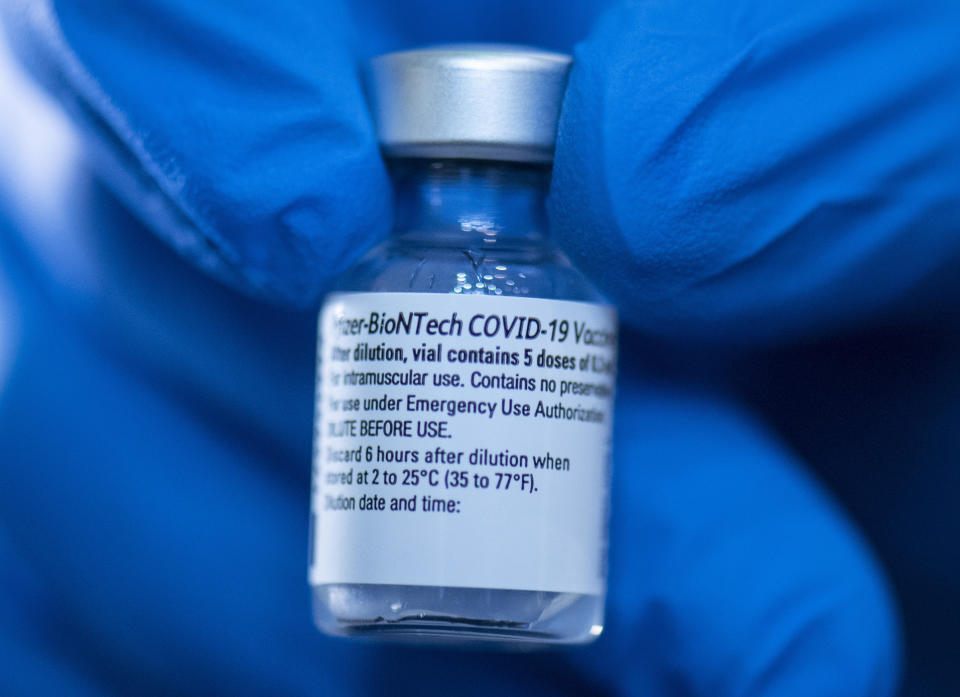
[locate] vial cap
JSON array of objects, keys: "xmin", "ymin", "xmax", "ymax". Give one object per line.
[{"xmin": 369, "ymin": 45, "xmax": 572, "ymax": 163}]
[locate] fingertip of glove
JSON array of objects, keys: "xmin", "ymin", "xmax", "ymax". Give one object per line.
[
  {"xmin": 594, "ymin": 382, "xmax": 901, "ymax": 696},
  {"xmin": 7, "ymin": 0, "xmax": 394, "ymax": 309},
  {"xmin": 551, "ymin": 0, "xmax": 960, "ymax": 345}
]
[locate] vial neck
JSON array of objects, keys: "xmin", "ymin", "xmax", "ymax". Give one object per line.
[{"xmin": 389, "ymin": 159, "xmax": 551, "ymax": 246}]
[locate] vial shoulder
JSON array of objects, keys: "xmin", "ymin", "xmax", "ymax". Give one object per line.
[{"xmin": 333, "ymin": 237, "xmax": 606, "ymax": 303}]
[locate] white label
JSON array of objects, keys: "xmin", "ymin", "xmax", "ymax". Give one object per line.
[{"xmin": 309, "ymin": 292, "xmax": 617, "ymax": 595}]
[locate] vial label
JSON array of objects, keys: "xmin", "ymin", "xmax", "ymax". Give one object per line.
[{"xmin": 309, "ymin": 292, "xmax": 617, "ymax": 595}]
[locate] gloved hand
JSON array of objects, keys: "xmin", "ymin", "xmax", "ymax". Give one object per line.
[{"xmin": 2, "ymin": 0, "xmax": 958, "ymax": 695}]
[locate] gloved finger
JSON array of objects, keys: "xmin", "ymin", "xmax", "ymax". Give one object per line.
[
  {"xmin": 551, "ymin": 0, "xmax": 960, "ymax": 345},
  {"xmin": 1, "ymin": 0, "xmax": 389, "ymax": 307},
  {"xmin": 562, "ymin": 369, "xmax": 901, "ymax": 696}
]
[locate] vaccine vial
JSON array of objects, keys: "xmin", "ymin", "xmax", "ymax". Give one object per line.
[{"xmin": 309, "ymin": 46, "xmax": 617, "ymax": 645}]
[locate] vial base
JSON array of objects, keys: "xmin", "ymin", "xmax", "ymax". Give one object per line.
[{"xmin": 312, "ymin": 583, "xmax": 604, "ymax": 647}]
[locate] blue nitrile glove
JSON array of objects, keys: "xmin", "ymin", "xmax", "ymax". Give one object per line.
[
  {"xmin": 2, "ymin": 0, "xmax": 959, "ymax": 695},
  {"xmin": 551, "ymin": 0, "xmax": 960, "ymax": 344}
]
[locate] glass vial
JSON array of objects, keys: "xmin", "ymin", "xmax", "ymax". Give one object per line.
[{"xmin": 309, "ymin": 46, "xmax": 618, "ymax": 646}]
